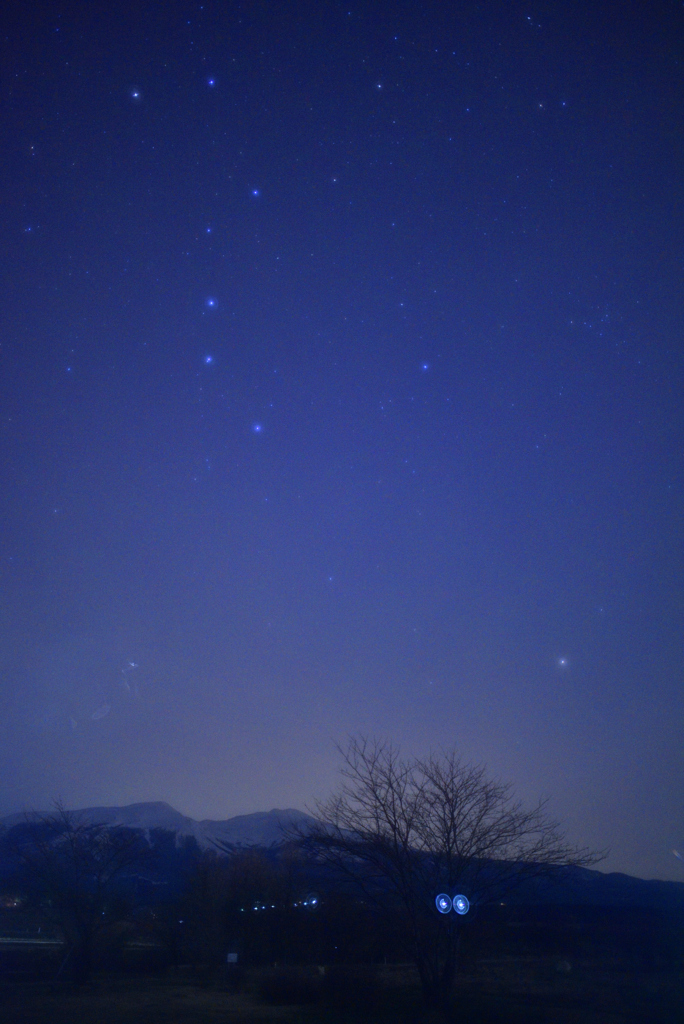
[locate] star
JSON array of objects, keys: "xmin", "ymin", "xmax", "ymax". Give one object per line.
[
  {"xmin": 252, "ymin": 423, "xmax": 263, "ymax": 433},
  {"xmin": 204, "ymin": 355, "xmax": 214, "ymax": 365},
  {"xmin": 205, "ymin": 297, "xmax": 217, "ymax": 309}
]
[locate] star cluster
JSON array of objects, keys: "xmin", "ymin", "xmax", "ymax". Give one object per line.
[{"xmin": 0, "ymin": 0, "xmax": 682, "ymax": 880}]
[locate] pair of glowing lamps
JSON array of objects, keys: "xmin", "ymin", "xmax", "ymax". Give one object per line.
[{"xmin": 435, "ymin": 893, "xmax": 470, "ymax": 915}]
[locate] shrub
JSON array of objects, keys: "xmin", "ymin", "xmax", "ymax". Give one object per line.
[
  {"xmin": 256, "ymin": 967, "xmax": 322, "ymax": 1005},
  {"xmin": 320, "ymin": 965, "xmax": 382, "ymax": 1010}
]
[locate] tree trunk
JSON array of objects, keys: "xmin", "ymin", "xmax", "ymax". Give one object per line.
[{"xmin": 413, "ymin": 928, "xmax": 460, "ymax": 1019}]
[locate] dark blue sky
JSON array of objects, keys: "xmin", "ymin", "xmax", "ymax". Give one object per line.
[{"xmin": 1, "ymin": 0, "xmax": 682, "ymax": 880}]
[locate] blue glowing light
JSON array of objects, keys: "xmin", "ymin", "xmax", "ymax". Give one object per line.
[
  {"xmin": 251, "ymin": 188, "xmax": 261, "ymax": 197},
  {"xmin": 204, "ymin": 355, "xmax": 214, "ymax": 365},
  {"xmin": 435, "ymin": 894, "xmax": 452, "ymax": 914},
  {"xmin": 207, "ymin": 77, "xmax": 216, "ymax": 87},
  {"xmin": 205, "ymin": 297, "xmax": 217, "ymax": 309},
  {"xmin": 252, "ymin": 423, "xmax": 263, "ymax": 433},
  {"xmin": 453, "ymin": 894, "xmax": 470, "ymax": 915}
]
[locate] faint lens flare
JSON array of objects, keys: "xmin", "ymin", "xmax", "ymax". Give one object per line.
[
  {"xmin": 33, "ymin": 636, "xmax": 122, "ymax": 734},
  {"xmin": 673, "ymin": 849, "xmax": 683, "ymax": 862},
  {"xmin": 121, "ymin": 660, "xmax": 138, "ymax": 692}
]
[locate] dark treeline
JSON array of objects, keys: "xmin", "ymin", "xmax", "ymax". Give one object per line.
[
  {"xmin": 0, "ymin": 815, "xmax": 411, "ymax": 983},
  {"xmin": 1, "ymin": 816, "xmax": 682, "ymax": 992}
]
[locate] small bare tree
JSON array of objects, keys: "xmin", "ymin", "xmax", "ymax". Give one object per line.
[
  {"xmin": 292, "ymin": 738, "xmax": 604, "ymax": 1014},
  {"xmin": 2, "ymin": 800, "xmax": 149, "ymax": 984}
]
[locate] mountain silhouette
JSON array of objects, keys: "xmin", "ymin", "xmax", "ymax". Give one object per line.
[{"xmin": 0, "ymin": 802, "xmax": 315, "ymax": 849}]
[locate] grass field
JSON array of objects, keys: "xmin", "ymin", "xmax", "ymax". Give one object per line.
[{"xmin": 0, "ymin": 956, "xmax": 682, "ymax": 1024}]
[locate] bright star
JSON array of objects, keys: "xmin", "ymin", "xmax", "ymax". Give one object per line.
[
  {"xmin": 251, "ymin": 188, "xmax": 260, "ymax": 197},
  {"xmin": 205, "ymin": 297, "xmax": 217, "ymax": 309},
  {"xmin": 252, "ymin": 423, "xmax": 263, "ymax": 433},
  {"xmin": 207, "ymin": 77, "xmax": 216, "ymax": 87},
  {"xmin": 204, "ymin": 355, "xmax": 214, "ymax": 365},
  {"xmin": 421, "ymin": 362, "xmax": 430, "ymax": 371}
]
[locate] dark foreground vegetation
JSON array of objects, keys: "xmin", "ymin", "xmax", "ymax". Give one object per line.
[
  {"xmin": 1, "ymin": 745, "xmax": 682, "ymax": 1020},
  {"xmin": 1, "ymin": 899, "xmax": 682, "ymax": 1023},
  {"xmin": 0, "ymin": 949, "xmax": 682, "ymax": 1024}
]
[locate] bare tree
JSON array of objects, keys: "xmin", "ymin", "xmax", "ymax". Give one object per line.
[
  {"xmin": 2, "ymin": 800, "xmax": 149, "ymax": 984},
  {"xmin": 291, "ymin": 737, "xmax": 605, "ymax": 1015}
]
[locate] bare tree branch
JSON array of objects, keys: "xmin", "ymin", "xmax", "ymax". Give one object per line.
[
  {"xmin": 2, "ymin": 800, "xmax": 149, "ymax": 984},
  {"xmin": 287, "ymin": 736, "xmax": 606, "ymax": 1015}
]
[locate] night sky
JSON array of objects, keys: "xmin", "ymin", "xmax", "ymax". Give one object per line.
[{"xmin": 1, "ymin": 1, "xmax": 682, "ymax": 881}]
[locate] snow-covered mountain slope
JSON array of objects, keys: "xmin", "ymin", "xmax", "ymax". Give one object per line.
[{"xmin": 0, "ymin": 802, "xmax": 316, "ymax": 849}]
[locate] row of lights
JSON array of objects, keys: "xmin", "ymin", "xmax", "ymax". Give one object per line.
[{"xmin": 240, "ymin": 897, "xmax": 318, "ymax": 913}]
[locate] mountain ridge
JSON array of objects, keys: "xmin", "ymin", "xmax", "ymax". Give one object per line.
[
  {"xmin": 2, "ymin": 802, "xmax": 683, "ymax": 910},
  {"xmin": 0, "ymin": 801, "xmax": 315, "ymax": 849}
]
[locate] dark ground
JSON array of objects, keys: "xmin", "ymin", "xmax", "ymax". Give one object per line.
[{"xmin": 0, "ymin": 955, "xmax": 682, "ymax": 1024}]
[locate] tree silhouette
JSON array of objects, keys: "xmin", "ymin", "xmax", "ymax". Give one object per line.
[
  {"xmin": 291, "ymin": 737, "xmax": 605, "ymax": 1015},
  {"xmin": 2, "ymin": 800, "xmax": 149, "ymax": 984}
]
